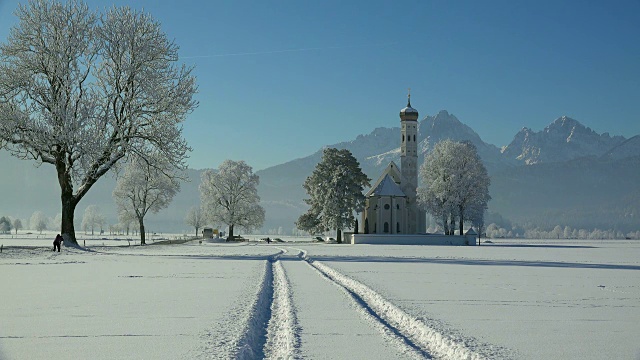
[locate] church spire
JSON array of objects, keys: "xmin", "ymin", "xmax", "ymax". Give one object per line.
[{"xmin": 407, "ymin": 88, "xmax": 411, "ymax": 107}]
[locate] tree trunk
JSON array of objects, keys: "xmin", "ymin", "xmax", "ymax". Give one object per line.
[
  {"xmin": 228, "ymin": 224, "xmax": 234, "ymax": 241},
  {"xmin": 60, "ymin": 184, "xmax": 78, "ymax": 245},
  {"xmin": 139, "ymin": 217, "xmax": 146, "ymax": 245},
  {"xmin": 442, "ymin": 214, "xmax": 449, "ymax": 235},
  {"xmin": 459, "ymin": 205, "xmax": 464, "ymax": 236},
  {"xmin": 195, "ymin": 226, "xmax": 199, "ymax": 237},
  {"xmin": 337, "ymin": 229, "xmax": 342, "ymax": 243}
]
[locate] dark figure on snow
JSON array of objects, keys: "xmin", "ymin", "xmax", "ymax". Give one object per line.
[
  {"xmin": 266, "ymin": 237, "xmax": 271, "ymax": 244},
  {"xmin": 53, "ymin": 234, "xmax": 63, "ymax": 252}
]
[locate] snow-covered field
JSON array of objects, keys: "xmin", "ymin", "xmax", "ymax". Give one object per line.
[{"xmin": 1, "ymin": 235, "xmax": 639, "ymax": 359}]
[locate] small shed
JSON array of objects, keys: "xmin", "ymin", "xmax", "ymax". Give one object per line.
[{"xmin": 202, "ymin": 227, "xmax": 214, "ymax": 239}]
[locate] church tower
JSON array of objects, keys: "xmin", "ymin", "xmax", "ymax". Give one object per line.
[{"xmin": 400, "ymin": 91, "xmax": 421, "ymax": 233}]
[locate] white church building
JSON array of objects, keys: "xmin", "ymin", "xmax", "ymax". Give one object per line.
[
  {"xmin": 361, "ymin": 94, "xmax": 426, "ymax": 235},
  {"xmin": 350, "ymin": 95, "xmax": 476, "ymax": 246}
]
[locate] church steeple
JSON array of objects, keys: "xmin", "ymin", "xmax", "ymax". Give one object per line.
[{"xmin": 399, "ymin": 91, "xmax": 419, "ymax": 233}]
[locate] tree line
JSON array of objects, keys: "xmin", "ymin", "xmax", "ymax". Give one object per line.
[{"xmin": 295, "ymin": 141, "xmax": 491, "ymax": 240}]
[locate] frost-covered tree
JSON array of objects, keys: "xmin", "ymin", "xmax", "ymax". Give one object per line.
[
  {"xmin": 184, "ymin": 206, "xmax": 205, "ymax": 237},
  {"xmin": 0, "ymin": 216, "xmax": 11, "ymax": 234},
  {"xmin": 12, "ymin": 218, "xmax": 22, "ymax": 234},
  {"xmin": 81, "ymin": 205, "xmax": 104, "ymax": 235},
  {"xmin": 418, "ymin": 140, "xmax": 491, "ymax": 235},
  {"xmin": 297, "ymin": 148, "xmax": 370, "ymax": 243},
  {"xmin": 0, "ymin": 1, "xmax": 197, "ymax": 244},
  {"xmin": 113, "ymin": 156, "xmax": 180, "ymax": 245},
  {"xmin": 30, "ymin": 211, "xmax": 48, "ymax": 234},
  {"xmin": 118, "ymin": 209, "xmax": 136, "ymax": 236},
  {"xmin": 200, "ymin": 160, "xmax": 265, "ymax": 241},
  {"xmin": 52, "ymin": 213, "xmax": 63, "ymax": 232}
]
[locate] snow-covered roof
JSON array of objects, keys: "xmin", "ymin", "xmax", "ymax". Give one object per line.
[
  {"xmin": 366, "ymin": 162, "xmax": 403, "ymax": 197},
  {"xmin": 369, "ymin": 174, "xmax": 406, "ymax": 197},
  {"xmin": 465, "ymin": 228, "xmax": 478, "ymax": 236}
]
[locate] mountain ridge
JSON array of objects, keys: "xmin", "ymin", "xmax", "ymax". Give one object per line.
[{"xmin": 1, "ymin": 111, "xmax": 638, "ymax": 233}]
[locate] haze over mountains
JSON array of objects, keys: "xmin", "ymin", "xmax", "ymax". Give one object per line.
[{"xmin": 2, "ymin": 111, "xmax": 639, "ymax": 234}]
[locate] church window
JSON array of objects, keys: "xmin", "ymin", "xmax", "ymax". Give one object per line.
[
  {"xmin": 383, "ymin": 222, "xmax": 389, "ymax": 233},
  {"xmin": 374, "ymin": 223, "xmax": 377, "ymax": 233},
  {"xmin": 397, "ymin": 222, "xmax": 400, "ymax": 232},
  {"xmin": 384, "ymin": 204, "xmax": 390, "ymax": 210},
  {"xmin": 396, "ymin": 204, "xmax": 400, "ymax": 210},
  {"xmin": 402, "ymin": 135, "xmax": 405, "ymax": 142},
  {"xmin": 413, "ymin": 135, "xmax": 416, "ymax": 142}
]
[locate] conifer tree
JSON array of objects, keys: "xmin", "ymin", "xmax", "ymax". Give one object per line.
[{"xmin": 297, "ymin": 148, "xmax": 370, "ymax": 243}]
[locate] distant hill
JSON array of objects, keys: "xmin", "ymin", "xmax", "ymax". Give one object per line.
[{"xmin": 1, "ymin": 111, "xmax": 639, "ymax": 234}]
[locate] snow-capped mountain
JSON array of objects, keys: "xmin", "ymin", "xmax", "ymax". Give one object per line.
[
  {"xmin": 362, "ymin": 110, "xmax": 509, "ymax": 173},
  {"xmin": 501, "ymin": 116, "xmax": 626, "ymax": 164},
  {"xmin": 2, "ymin": 111, "xmax": 638, "ymax": 233}
]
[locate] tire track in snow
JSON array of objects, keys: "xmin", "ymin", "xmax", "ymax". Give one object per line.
[
  {"xmin": 228, "ymin": 248, "xmax": 300, "ymax": 360},
  {"xmin": 230, "ymin": 252, "xmax": 277, "ymax": 359},
  {"xmin": 263, "ymin": 248, "xmax": 300, "ymax": 359},
  {"xmin": 293, "ymin": 247, "xmax": 486, "ymax": 360}
]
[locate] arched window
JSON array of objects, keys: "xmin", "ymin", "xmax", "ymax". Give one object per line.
[
  {"xmin": 413, "ymin": 135, "xmax": 416, "ymax": 142},
  {"xmin": 374, "ymin": 223, "xmax": 377, "ymax": 233},
  {"xmin": 396, "ymin": 204, "xmax": 400, "ymax": 210},
  {"xmin": 383, "ymin": 222, "xmax": 389, "ymax": 233},
  {"xmin": 397, "ymin": 222, "xmax": 401, "ymax": 232},
  {"xmin": 402, "ymin": 135, "xmax": 405, "ymax": 142}
]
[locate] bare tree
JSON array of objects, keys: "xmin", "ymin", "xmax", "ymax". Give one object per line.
[
  {"xmin": 200, "ymin": 160, "xmax": 265, "ymax": 241},
  {"xmin": 30, "ymin": 211, "xmax": 48, "ymax": 234},
  {"xmin": 185, "ymin": 206, "xmax": 205, "ymax": 237},
  {"xmin": 12, "ymin": 218, "xmax": 23, "ymax": 234},
  {"xmin": 117, "ymin": 209, "xmax": 136, "ymax": 236},
  {"xmin": 0, "ymin": 216, "xmax": 11, "ymax": 234},
  {"xmin": 0, "ymin": 1, "xmax": 197, "ymax": 244},
  {"xmin": 81, "ymin": 205, "xmax": 104, "ymax": 235},
  {"xmin": 113, "ymin": 156, "xmax": 180, "ymax": 245},
  {"xmin": 419, "ymin": 140, "xmax": 490, "ymax": 235}
]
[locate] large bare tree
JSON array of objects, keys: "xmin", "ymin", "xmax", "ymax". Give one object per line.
[
  {"xmin": 0, "ymin": 1, "xmax": 197, "ymax": 244},
  {"xmin": 418, "ymin": 140, "xmax": 491, "ymax": 235},
  {"xmin": 200, "ymin": 160, "xmax": 265, "ymax": 241}
]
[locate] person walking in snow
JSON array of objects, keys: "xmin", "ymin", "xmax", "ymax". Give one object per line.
[{"xmin": 53, "ymin": 234, "xmax": 62, "ymax": 252}]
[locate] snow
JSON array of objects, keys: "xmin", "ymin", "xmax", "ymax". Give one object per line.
[{"xmin": 1, "ymin": 235, "xmax": 639, "ymax": 359}]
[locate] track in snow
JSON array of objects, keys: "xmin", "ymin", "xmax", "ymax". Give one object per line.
[
  {"xmin": 230, "ymin": 248, "xmax": 300, "ymax": 360},
  {"xmin": 292, "ymin": 247, "xmax": 487, "ymax": 360}
]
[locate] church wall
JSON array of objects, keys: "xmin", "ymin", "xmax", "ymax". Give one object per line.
[
  {"xmin": 363, "ymin": 196, "xmax": 408, "ymax": 234},
  {"xmin": 347, "ymin": 233, "xmax": 477, "ymax": 246}
]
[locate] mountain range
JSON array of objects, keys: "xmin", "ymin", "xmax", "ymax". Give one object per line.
[{"xmin": 1, "ymin": 111, "xmax": 639, "ymax": 234}]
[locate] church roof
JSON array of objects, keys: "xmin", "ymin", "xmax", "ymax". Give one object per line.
[
  {"xmin": 369, "ymin": 174, "xmax": 406, "ymax": 197},
  {"xmin": 366, "ymin": 161, "xmax": 403, "ymax": 197}
]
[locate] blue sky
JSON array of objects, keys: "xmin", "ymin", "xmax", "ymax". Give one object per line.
[{"xmin": 1, "ymin": 0, "xmax": 639, "ymax": 170}]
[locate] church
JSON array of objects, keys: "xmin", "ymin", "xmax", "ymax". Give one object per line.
[{"xmin": 360, "ymin": 94, "xmax": 427, "ymax": 235}]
